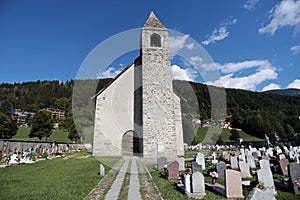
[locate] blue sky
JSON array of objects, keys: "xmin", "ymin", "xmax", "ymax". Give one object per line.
[{"xmin": 0, "ymin": 0, "xmax": 299, "ymax": 91}]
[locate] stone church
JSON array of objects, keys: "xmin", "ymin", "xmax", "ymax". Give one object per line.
[{"xmin": 93, "ymin": 12, "xmax": 184, "ymax": 161}]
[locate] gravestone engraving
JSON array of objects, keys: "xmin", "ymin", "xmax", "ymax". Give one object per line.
[
  {"xmin": 225, "ymin": 169, "xmax": 244, "ymax": 199},
  {"xmin": 176, "ymin": 157, "xmax": 185, "ymax": 171},
  {"xmin": 192, "ymin": 161, "xmax": 202, "ymax": 173},
  {"xmin": 288, "ymin": 162, "xmax": 300, "ymax": 194},
  {"xmin": 230, "ymin": 156, "xmax": 239, "ymax": 169},
  {"xmin": 192, "ymin": 172, "xmax": 206, "ymax": 197},
  {"xmin": 157, "ymin": 157, "xmax": 167, "ymax": 170},
  {"xmin": 167, "ymin": 160, "xmax": 179, "ymax": 180},
  {"xmin": 279, "ymin": 158, "xmax": 289, "ymax": 175},
  {"xmin": 216, "ymin": 161, "xmax": 226, "ymax": 179},
  {"xmin": 239, "ymin": 161, "xmax": 252, "ymax": 178}
]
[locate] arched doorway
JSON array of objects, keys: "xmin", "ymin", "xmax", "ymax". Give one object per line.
[{"xmin": 122, "ymin": 130, "xmax": 142, "ymax": 156}]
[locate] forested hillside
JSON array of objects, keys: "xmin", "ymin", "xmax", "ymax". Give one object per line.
[{"xmin": 1, "ymin": 79, "xmax": 300, "ymax": 141}]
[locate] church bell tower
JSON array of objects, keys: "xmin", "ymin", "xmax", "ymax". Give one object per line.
[{"xmin": 140, "ymin": 12, "xmax": 178, "ymax": 160}]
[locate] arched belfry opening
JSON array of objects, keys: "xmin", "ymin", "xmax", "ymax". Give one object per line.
[
  {"xmin": 121, "ymin": 130, "xmax": 142, "ymax": 156},
  {"xmin": 150, "ymin": 33, "xmax": 161, "ymax": 47}
]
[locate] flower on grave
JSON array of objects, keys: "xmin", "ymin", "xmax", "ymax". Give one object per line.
[
  {"xmin": 255, "ymin": 182, "xmax": 264, "ymax": 189},
  {"xmin": 209, "ymin": 171, "xmax": 218, "ymax": 178},
  {"xmin": 295, "ymin": 180, "xmax": 300, "ymax": 187}
]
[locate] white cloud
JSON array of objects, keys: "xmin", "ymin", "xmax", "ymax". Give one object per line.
[
  {"xmin": 202, "ymin": 18, "xmax": 237, "ymax": 45},
  {"xmin": 291, "ymin": 44, "xmax": 300, "ymax": 54},
  {"xmin": 262, "ymin": 83, "xmax": 281, "ymax": 91},
  {"xmin": 287, "ymin": 79, "xmax": 300, "ymax": 89},
  {"xmin": 259, "ymin": 0, "xmax": 300, "ymax": 35},
  {"xmin": 244, "ymin": 0, "xmax": 260, "ymax": 10},
  {"xmin": 169, "ymin": 34, "xmax": 189, "ymax": 54},
  {"xmin": 189, "ymin": 56, "xmax": 203, "ymax": 66},
  {"xmin": 204, "ymin": 59, "xmax": 278, "ymax": 91},
  {"xmin": 186, "ymin": 43, "xmax": 195, "ymax": 50},
  {"xmin": 97, "ymin": 66, "xmax": 122, "ymax": 78},
  {"xmin": 171, "ymin": 64, "xmax": 197, "ymax": 81},
  {"xmin": 206, "ymin": 68, "xmax": 277, "ymax": 91},
  {"xmin": 202, "ymin": 59, "xmax": 273, "ymax": 74},
  {"xmin": 202, "ymin": 26, "xmax": 229, "ymax": 45}
]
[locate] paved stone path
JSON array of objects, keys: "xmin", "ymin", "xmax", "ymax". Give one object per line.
[
  {"xmin": 86, "ymin": 157, "xmax": 162, "ymax": 200},
  {"xmin": 128, "ymin": 158, "xmax": 141, "ymax": 200},
  {"xmin": 104, "ymin": 159, "xmax": 130, "ymax": 200}
]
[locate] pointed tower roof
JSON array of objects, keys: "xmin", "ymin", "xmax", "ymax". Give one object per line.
[{"xmin": 143, "ymin": 11, "xmax": 166, "ymax": 29}]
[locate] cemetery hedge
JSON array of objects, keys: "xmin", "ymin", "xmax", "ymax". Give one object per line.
[{"xmin": 0, "ymin": 152, "xmax": 106, "ymax": 200}]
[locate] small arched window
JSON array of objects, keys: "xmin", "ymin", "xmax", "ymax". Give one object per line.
[{"xmin": 150, "ymin": 33, "xmax": 161, "ymax": 47}]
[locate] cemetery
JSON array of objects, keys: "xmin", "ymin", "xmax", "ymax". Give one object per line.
[{"xmin": 150, "ymin": 143, "xmax": 300, "ymax": 199}]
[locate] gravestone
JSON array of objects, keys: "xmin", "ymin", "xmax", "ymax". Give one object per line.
[
  {"xmin": 256, "ymin": 168, "xmax": 276, "ymax": 193},
  {"xmin": 246, "ymin": 155, "xmax": 256, "ymax": 168},
  {"xmin": 262, "ymin": 155, "xmax": 270, "ymax": 160},
  {"xmin": 167, "ymin": 160, "xmax": 179, "ymax": 180},
  {"xmin": 279, "ymin": 154, "xmax": 286, "ymax": 160},
  {"xmin": 192, "ymin": 172, "xmax": 206, "ymax": 197},
  {"xmin": 259, "ymin": 159, "xmax": 270, "ymax": 169},
  {"xmin": 288, "ymin": 162, "xmax": 300, "ymax": 194},
  {"xmin": 230, "ymin": 156, "xmax": 239, "ymax": 169},
  {"xmin": 247, "ymin": 188, "xmax": 276, "ymax": 200},
  {"xmin": 266, "ymin": 148, "xmax": 273, "ymax": 157},
  {"xmin": 185, "ymin": 174, "xmax": 191, "ymax": 193},
  {"xmin": 224, "ymin": 153, "xmax": 230, "ymax": 161},
  {"xmin": 157, "ymin": 157, "xmax": 167, "ymax": 170},
  {"xmin": 279, "ymin": 158, "xmax": 289, "ymax": 175},
  {"xmin": 252, "ymin": 152, "xmax": 259, "ymax": 160},
  {"xmin": 176, "ymin": 157, "xmax": 185, "ymax": 171},
  {"xmin": 196, "ymin": 152, "xmax": 205, "ymax": 170},
  {"xmin": 212, "ymin": 152, "xmax": 218, "ymax": 164},
  {"xmin": 234, "ymin": 151, "xmax": 240, "ymax": 157},
  {"xmin": 239, "ymin": 161, "xmax": 252, "ymax": 178},
  {"xmin": 239, "ymin": 149, "xmax": 246, "ymax": 161},
  {"xmin": 100, "ymin": 164, "xmax": 105, "ymax": 176},
  {"xmin": 192, "ymin": 161, "xmax": 202, "ymax": 173},
  {"xmin": 216, "ymin": 161, "xmax": 226, "ymax": 179},
  {"xmin": 225, "ymin": 169, "xmax": 244, "ymax": 199}
]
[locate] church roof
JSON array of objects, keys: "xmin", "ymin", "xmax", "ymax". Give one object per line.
[{"xmin": 143, "ymin": 11, "xmax": 166, "ymax": 29}]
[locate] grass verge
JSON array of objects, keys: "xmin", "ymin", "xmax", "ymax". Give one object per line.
[{"xmin": 0, "ymin": 151, "xmax": 101, "ymax": 200}]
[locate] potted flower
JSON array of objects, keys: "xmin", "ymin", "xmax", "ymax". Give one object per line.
[{"xmin": 209, "ymin": 171, "xmax": 218, "ymax": 184}]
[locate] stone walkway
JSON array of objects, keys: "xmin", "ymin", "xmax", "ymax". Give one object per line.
[
  {"xmin": 104, "ymin": 159, "xmax": 130, "ymax": 200},
  {"xmin": 128, "ymin": 158, "xmax": 141, "ymax": 200},
  {"xmin": 86, "ymin": 157, "xmax": 161, "ymax": 200}
]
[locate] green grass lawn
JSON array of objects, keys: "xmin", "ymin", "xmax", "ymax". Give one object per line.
[
  {"xmin": 0, "ymin": 152, "xmax": 119, "ymax": 200},
  {"xmin": 12, "ymin": 126, "xmax": 94, "ymax": 143},
  {"xmin": 192, "ymin": 127, "xmax": 264, "ymax": 144}
]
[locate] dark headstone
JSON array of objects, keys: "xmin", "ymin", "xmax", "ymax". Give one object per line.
[
  {"xmin": 192, "ymin": 161, "xmax": 202, "ymax": 173},
  {"xmin": 157, "ymin": 157, "xmax": 167, "ymax": 170},
  {"xmin": 167, "ymin": 161, "xmax": 179, "ymax": 180},
  {"xmin": 216, "ymin": 161, "xmax": 226, "ymax": 179},
  {"xmin": 252, "ymin": 152, "xmax": 258, "ymax": 159},
  {"xmin": 288, "ymin": 162, "xmax": 300, "ymax": 194}
]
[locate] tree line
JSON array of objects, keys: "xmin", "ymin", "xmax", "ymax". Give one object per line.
[{"xmin": 0, "ymin": 79, "xmax": 300, "ymax": 142}]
